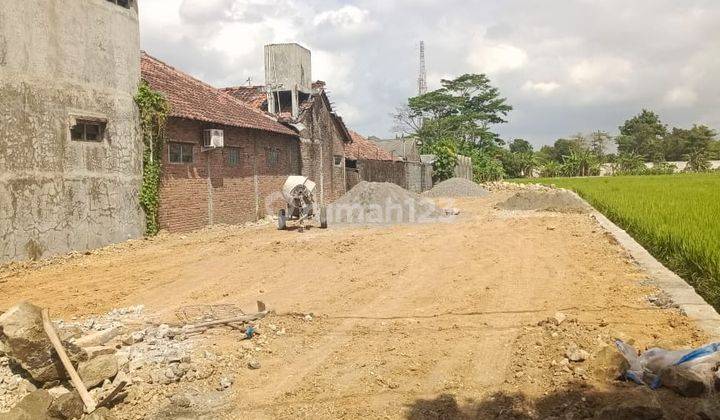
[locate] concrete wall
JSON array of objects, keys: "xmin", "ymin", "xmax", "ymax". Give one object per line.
[
  {"xmin": 159, "ymin": 118, "xmax": 300, "ymax": 232},
  {"xmin": 349, "ymin": 160, "xmax": 433, "ymax": 193},
  {"xmin": 0, "ymin": 0, "xmax": 144, "ymax": 262},
  {"xmin": 599, "ymin": 160, "xmax": 720, "ymax": 176},
  {"xmin": 264, "ymin": 44, "xmax": 312, "ymax": 94},
  {"xmin": 297, "ymin": 94, "xmax": 347, "ymax": 205},
  {"xmin": 454, "ymin": 155, "xmax": 473, "ymax": 180}
]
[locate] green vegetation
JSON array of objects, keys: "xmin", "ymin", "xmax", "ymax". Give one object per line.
[
  {"xmin": 135, "ymin": 81, "xmax": 170, "ymax": 236},
  {"xmin": 519, "ymin": 173, "xmax": 720, "ymax": 309},
  {"xmin": 394, "ymin": 73, "xmax": 511, "ymax": 183}
]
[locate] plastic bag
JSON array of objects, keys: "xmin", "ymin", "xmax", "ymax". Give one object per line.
[{"xmin": 614, "ymin": 339, "xmax": 720, "ymax": 389}]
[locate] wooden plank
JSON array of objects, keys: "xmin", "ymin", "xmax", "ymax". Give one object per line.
[{"xmin": 41, "ymin": 308, "xmax": 97, "ymax": 413}]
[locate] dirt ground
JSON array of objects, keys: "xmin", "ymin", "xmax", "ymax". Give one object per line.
[{"xmin": 0, "ymin": 191, "xmax": 712, "ymax": 419}]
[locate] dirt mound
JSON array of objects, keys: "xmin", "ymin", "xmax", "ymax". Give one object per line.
[
  {"xmin": 496, "ymin": 190, "xmax": 591, "ymax": 213},
  {"xmin": 424, "ymin": 178, "xmax": 488, "ymax": 198},
  {"xmin": 328, "ymin": 182, "xmax": 444, "ymax": 225}
]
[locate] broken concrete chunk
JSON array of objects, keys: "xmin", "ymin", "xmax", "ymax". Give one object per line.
[
  {"xmin": 553, "ymin": 312, "xmax": 567, "ymax": 325},
  {"xmin": 78, "ymin": 354, "xmax": 119, "ymax": 389},
  {"xmin": 47, "ymin": 391, "xmax": 84, "ymax": 420},
  {"xmin": 659, "ymin": 365, "xmax": 707, "ymax": 397},
  {"xmin": 73, "ymin": 326, "xmax": 122, "ymax": 348},
  {"xmin": 83, "ymin": 346, "xmax": 115, "ymax": 359},
  {"xmin": 565, "ymin": 343, "xmax": 589, "ymax": 362},
  {"xmin": 0, "ymin": 302, "xmax": 65, "ymax": 383},
  {"xmin": 2, "ymin": 389, "xmax": 53, "ymax": 420}
]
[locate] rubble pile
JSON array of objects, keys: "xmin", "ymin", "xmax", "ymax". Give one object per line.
[
  {"xmin": 496, "ymin": 189, "xmax": 591, "ymax": 213},
  {"xmin": 328, "ymin": 182, "xmax": 445, "ymax": 226},
  {"xmin": 423, "ymin": 178, "xmax": 488, "ymax": 198},
  {"xmin": 482, "ymin": 181, "xmax": 555, "ymax": 193},
  {"xmin": 0, "ymin": 302, "xmax": 256, "ymax": 419}
]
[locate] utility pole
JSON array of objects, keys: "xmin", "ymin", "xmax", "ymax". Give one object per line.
[{"xmin": 418, "ymin": 41, "xmax": 427, "ymax": 96}]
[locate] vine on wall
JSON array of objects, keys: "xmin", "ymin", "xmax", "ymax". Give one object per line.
[{"xmin": 135, "ymin": 81, "xmax": 169, "ymax": 236}]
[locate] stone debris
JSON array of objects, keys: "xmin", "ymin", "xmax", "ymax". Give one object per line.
[
  {"xmin": 0, "ymin": 302, "xmax": 82, "ymax": 383},
  {"xmin": 78, "ymin": 354, "xmax": 119, "ymax": 389},
  {"xmin": 565, "ymin": 343, "xmax": 590, "ymax": 362},
  {"xmin": 423, "ymin": 177, "xmax": 488, "ymax": 198},
  {"xmin": 48, "ymin": 391, "xmax": 84, "ymax": 420},
  {"xmin": 217, "ymin": 375, "xmax": 234, "ymax": 390},
  {"xmin": 482, "ymin": 181, "xmax": 555, "ymax": 193},
  {"xmin": 247, "ymin": 359, "xmax": 261, "ymax": 370},
  {"xmin": 659, "ymin": 365, "xmax": 707, "ymax": 397}
]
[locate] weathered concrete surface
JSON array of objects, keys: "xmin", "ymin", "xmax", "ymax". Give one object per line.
[{"xmin": 0, "ymin": 0, "xmax": 144, "ymax": 263}]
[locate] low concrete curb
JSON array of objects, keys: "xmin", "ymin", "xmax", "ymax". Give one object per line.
[{"xmin": 591, "ymin": 210, "xmax": 720, "ymax": 339}]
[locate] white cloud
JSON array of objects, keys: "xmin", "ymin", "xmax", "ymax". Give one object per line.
[
  {"xmin": 569, "ymin": 57, "xmax": 632, "ymax": 86},
  {"xmin": 313, "ymin": 5, "xmax": 370, "ymax": 30},
  {"xmin": 467, "ymin": 41, "xmax": 528, "ymax": 74},
  {"xmin": 523, "ymin": 81, "xmax": 560, "ymax": 95},
  {"xmin": 664, "ymin": 87, "xmax": 698, "ymax": 107}
]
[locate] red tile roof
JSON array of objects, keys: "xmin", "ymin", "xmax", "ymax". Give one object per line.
[
  {"xmin": 221, "ymin": 86, "xmax": 267, "ymax": 110},
  {"xmin": 346, "ymin": 130, "xmax": 395, "ymax": 161},
  {"xmin": 140, "ymin": 53, "xmax": 296, "ymax": 137}
]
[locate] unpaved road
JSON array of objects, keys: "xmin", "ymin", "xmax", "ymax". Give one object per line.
[{"xmin": 0, "ymin": 191, "xmax": 709, "ymax": 418}]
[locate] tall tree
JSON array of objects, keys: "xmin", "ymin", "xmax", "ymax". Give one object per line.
[
  {"xmin": 685, "ymin": 125, "xmax": 716, "ymax": 172},
  {"xmin": 617, "ymin": 109, "xmax": 667, "ymax": 160},
  {"xmin": 589, "ymin": 131, "xmax": 611, "ymax": 160},
  {"xmin": 403, "ymin": 73, "xmax": 512, "ymax": 149},
  {"xmin": 509, "ymin": 138, "xmax": 533, "ymax": 154}
]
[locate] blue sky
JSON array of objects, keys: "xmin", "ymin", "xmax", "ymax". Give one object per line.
[{"xmin": 139, "ymin": 0, "xmax": 720, "ymax": 147}]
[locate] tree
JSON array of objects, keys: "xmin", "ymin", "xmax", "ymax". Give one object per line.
[
  {"xmin": 548, "ymin": 138, "xmax": 584, "ymax": 162},
  {"xmin": 685, "ymin": 125, "xmax": 716, "ymax": 172},
  {"xmin": 426, "ymin": 138, "xmax": 458, "ymax": 182},
  {"xmin": 617, "ymin": 109, "xmax": 667, "ymax": 160},
  {"xmin": 589, "ymin": 131, "xmax": 611, "ymax": 160},
  {"xmin": 402, "ymin": 73, "xmax": 512, "ymax": 148},
  {"xmin": 614, "ymin": 152, "xmax": 646, "ymax": 175},
  {"xmin": 561, "ymin": 149, "xmax": 598, "ymax": 177},
  {"xmin": 509, "ymin": 138, "xmax": 533, "ymax": 154}
]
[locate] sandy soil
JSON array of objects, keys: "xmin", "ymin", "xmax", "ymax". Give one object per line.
[{"xmin": 0, "ymin": 192, "xmax": 710, "ymax": 419}]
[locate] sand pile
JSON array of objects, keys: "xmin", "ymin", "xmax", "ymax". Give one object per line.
[
  {"xmin": 328, "ymin": 182, "xmax": 444, "ymax": 225},
  {"xmin": 496, "ymin": 190, "xmax": 591, "ymax": 213},
  {"xmin": 424, "ymin": 178, "xmax": 488, "ymax": 198}
]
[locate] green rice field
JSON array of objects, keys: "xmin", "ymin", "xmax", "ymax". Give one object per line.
[{"xmin": 517, "ymin": 173, "xmax": 720, "ymax": 309}]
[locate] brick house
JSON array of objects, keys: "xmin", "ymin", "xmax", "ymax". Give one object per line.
[
  {"xmin": 140, "ymin": 53, "xmax": 300, "ymax": 232},
  {"xmin": 222, "ymin": 44, "xmax": 352, "ymax": 206}
]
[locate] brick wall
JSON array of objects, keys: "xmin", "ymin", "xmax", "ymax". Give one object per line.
[
  {"xmin": 159, "ymin": 117, "xmax": 300, "ymax": 232},
  {"xmin": 350, "ymin": 159, "xmax": 434, "ymax": 193},
  {"xmin": 297, "ymin": 94, "xmax": 347, "ymax": 205}
]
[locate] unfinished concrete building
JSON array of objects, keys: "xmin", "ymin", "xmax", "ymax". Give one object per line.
[
  {"xmin": 224, "ymin": 43, "xmax": 352, "ymax": 205},
  {"xmin": 0, "ymin": 0, "xmax": 144, "ymax": 262}
]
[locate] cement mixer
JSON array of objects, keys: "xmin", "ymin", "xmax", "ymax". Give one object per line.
[{"xmin": 278, "ymin": 176, "xmax": 327, "ymax": 230}]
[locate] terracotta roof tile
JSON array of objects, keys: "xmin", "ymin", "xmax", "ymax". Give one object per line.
[
  {"xmin": 221, "ymin": 86, "xmax": 267, "ymax": 110},
  {"xmin": 140, "ymin": 53, "xmax": 295, "ymax": 137},
  {"xmin": 346, "ymin": 130, "xmax": 395, "ymax": 161}
]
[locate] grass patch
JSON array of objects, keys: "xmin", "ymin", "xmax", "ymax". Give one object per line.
[{"xmin": 515, "ymin": 173, "xmax": 720, "ymax": 309}]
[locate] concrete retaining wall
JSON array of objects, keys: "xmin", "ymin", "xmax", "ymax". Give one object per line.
[{"xmin": 0, "ymin": 0, "xmax": 144, "ymax": 262}]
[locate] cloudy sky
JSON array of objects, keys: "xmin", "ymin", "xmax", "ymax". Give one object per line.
[{"xmin": 139, "ymin": 0, "xmax": 720, "ymax": 147}]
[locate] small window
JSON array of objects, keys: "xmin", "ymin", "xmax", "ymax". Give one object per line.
[
  {"xmin": 169, "ymin": 142, "xmax": 193, "ymax": 164},
  {"xmin": 267, "ymin": 148, "xmax": 280, "ymax": 167},
  {"xmin": 227, "ymin": 148, "xmax": 240, "ymax": 167},
  {"xmin": 334, "ymin": 155, "xmax": 343, "ymax": 167},
  {"xmin": 71, "ymin": 120, "xmax": 105, "ymax": 142}
]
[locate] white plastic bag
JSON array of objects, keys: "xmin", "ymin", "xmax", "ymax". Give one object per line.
[{"xmin": 615, "ymin": 339, "xmax": 720, "ymax": 389}]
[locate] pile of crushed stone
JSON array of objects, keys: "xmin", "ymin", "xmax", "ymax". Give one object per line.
[
  {"xmin": 328, "ymin": 182, "xmax": 445, "ymax": 225},
  {"xmin": 423, "ymin": 178, "xmax": 488, "ymax": 198},
  {"xmin": 496, "ymin": 190, "xmax": 591, "ymax": 213}
]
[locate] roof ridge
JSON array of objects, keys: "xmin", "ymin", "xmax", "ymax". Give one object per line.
[{"xmin": 141, "ymin": 52, "xmax": 286, "ymax": 127}]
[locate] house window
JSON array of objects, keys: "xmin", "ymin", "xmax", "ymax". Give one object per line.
[
  {"xmin": 334, "ymin": 155, "xmax": 343, "ymax": 167},
  {"xmin": 168, "ymin": 142, "xmax": 193, "ymax": 164},
  {"xmin": 267, "ymin": 148, "xmax": 280, "ymax": 167},
  {"xmin": 227, "ymin": 148, "xmax": 240, "ymax": 167},
  {"xmin": 107, "ymin": 0, "xmax": 131, "ymax": 8},
  {"xmin": 71, "ymin": 120, "xmax": 105, "ymax": 142}
]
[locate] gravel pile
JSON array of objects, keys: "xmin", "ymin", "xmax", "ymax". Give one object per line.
[
  {"xmin": 496, "ymin": 190, "xmax": 591, "ymax": 213},
  {"xmin": 424, "ymin": 178, "xmax": 488, "ymax": 198},
  {"xmin": 483, "ymin": 181, "xmax": 555, "ymax": 192},
  {"xmin": 328, "ymin": 182, "xmax": 444, "ymax": 226}
]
